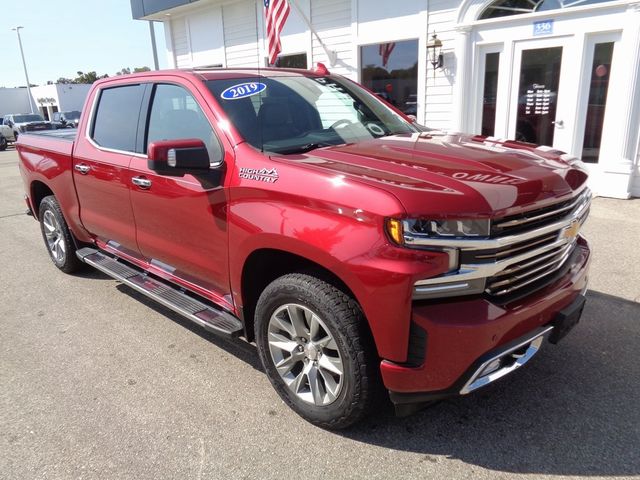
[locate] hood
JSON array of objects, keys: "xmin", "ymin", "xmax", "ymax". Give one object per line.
[{"xmin": 272, "ymin": 132, "xmax": 588, "ymax": 218}]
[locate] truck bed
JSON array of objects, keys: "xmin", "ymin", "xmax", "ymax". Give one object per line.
[
  {"xmin": 17, "ymin": 130, "xmax": 76, "ymax": 156},
  {"xmin": 25, "ymin": 129, "xmax": 77, "ymax": 142}
]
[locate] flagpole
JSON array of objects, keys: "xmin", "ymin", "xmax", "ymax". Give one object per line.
[{"xmin": 288, "ymin": 0, "xmax": 337, "ymax": 66}]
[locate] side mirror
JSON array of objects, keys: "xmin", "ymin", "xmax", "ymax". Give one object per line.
[
  {"xmin": 7, "ymin": 121, "xmax": 13, "ymax": 128},
  {"xmin": 147, "ymin": 139, "xmax": 211, "ymax": 172}
]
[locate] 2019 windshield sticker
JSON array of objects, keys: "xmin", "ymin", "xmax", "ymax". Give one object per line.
[
  {"xmin": 239, "ymin": 167, "xmax": 279, "ymax": 183},
  {"xmin": 221, "ymin": 82, "xmax": 267, "ymax": 100}
]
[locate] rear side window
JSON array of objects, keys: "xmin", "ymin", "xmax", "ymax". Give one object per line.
[{"xmin": 91, "ymin": 84, "xmax": 145, "ymax": 152}]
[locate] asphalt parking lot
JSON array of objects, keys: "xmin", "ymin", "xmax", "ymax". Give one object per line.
[{"xmin": 1, "ymin": 147, "xmax": 639, "ymax": 480}]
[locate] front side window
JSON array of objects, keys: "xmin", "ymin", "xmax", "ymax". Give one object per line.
[
  {"xmin": 146, "ymin": 83, "xmax": 222, "ymax": 164},
  {"xmin": 206, "ymin": 75, "xmax": 417, "ymax": 154},
  {"xmin": 91, "ymin": 84, "xmax": 145, "ymax": 152}
]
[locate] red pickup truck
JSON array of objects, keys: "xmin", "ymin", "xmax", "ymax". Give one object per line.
[{"xmin": 17, "ymin": 68, "xmax": 591, "ymax": 429}]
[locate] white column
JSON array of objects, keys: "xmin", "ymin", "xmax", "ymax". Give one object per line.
[
  {"xmin": 598, "ymin": 2, "xmax": 640, "ymax": 198},
  {"xmin": 452, "ymin": 25, "xmax": 472, "ymax": 132},
  {"xmin": 163, "ymin": 20, "xmax": 176, "ymax": 69}
]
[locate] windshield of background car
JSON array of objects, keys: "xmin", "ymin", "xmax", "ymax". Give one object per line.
[
  {"xmin": 15, "ymin": 114, "xmax": 44, "ymax": 123},
  {"xmin": 64, "ymin": 111, "xmax": 81, "ymax": 119},
  {"xmin": 206, "ymin": 75, "xmax": 417, "ymax": 154}
]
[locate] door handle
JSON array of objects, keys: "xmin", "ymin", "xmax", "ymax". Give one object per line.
[
  {"xmin": 552, "ymin": 120, "xmax": 564, "ymax": 128},
  {"xmin": 132, "ymin": 176, "xmax": 152, "ymax": 189},
  {"xmin": 74, "ymin": 164, "xmax": 90, "ymax": 175}
]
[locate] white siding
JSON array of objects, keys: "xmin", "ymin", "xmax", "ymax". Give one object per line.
[
  {"xmin": 279, "ymin": 0, "xmax": 311, "ymax": 61},
  {"xmin": 425, "ymin": 0, "xmax": 458, "ymax": 129},
  {"xmin": 171, "ymin": 18, "xmax": 191, "ymax": 68},
  {"xmin": 189, "ymin": 8, "xmax": 225, "ymax": 67},
  {"xmin": 223, "ymin": 1, "xmax": 260, "ymax": 68},
  {"xmin": 311, "ymin": 0, "xmax": 354, "ymax": 78}
]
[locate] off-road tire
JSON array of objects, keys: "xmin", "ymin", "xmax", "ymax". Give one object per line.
[
  {"xmin": 255, "ymin": 273, "xmax": 380, "ymax": 429},
  {"xmin": 38, "ymin": 195, "xmax": 83, "ymax": 273},
  {"xmin": 0, "ymin": 135, "xmax": 7, "ymax": 151}
]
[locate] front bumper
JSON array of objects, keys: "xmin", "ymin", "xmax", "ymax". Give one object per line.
[{"xmin": 381, "ymin": 235, "xmax": 590, "ymax": 400}]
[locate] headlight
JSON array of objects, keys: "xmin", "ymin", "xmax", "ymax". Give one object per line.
[{"xmin": 406, "ymin": 218, "xmax": 490, "ymax": 238}]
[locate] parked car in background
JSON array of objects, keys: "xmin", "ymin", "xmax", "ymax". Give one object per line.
[
  {"xmin": 3, "ymin": 113, "xmax": 54, "ymax": 141},
  {"xmin": 0, "ymin": 117, "xmax": 16, "ymax": 150},
  {"xmin": 52, "ymin": 111, "xmax": 81, "ymax": 129}
]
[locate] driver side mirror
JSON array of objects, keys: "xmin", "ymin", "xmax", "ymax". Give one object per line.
[{"xmin": 147, "ymin": 139, "xmax": 211, "ymax": 172}]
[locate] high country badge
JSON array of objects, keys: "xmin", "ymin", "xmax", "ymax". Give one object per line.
[{"xmin": 239, "ymin": 167, "xmax": 279, "ymax": 183}]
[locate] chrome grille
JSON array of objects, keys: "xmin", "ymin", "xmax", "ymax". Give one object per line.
[
  {"xmin": 485, "ymin": 241, "xmax": 575, "ymax": 297},
  {"xmin": 411, "ymin": 188, "xmax": 591, "ymax": 302},
  {"xmin": 483, "ymin": 189, "xmax": 590, "ymax": 299},
  {"xmin": 492, "ymin": 189, "xmax": 591, "ymax": 236}
]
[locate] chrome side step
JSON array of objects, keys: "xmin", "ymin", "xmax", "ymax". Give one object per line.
[
  {"xmin": 76, "ymin": 247, "xmax": 243, "ymax": 338},
  {"xmin": 459, "ymin": 326, "xmax": 554, "ymax": 395}
]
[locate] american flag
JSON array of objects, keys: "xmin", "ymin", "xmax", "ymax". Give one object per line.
[
  {"xmin": 378, "ymin": 42, "xmax": 396, "ymax": 68},
  {"xmin": 264, "ymin": 0, "xmax": 291, "ymax": 66}
]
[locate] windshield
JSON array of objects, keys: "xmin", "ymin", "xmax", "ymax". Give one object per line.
[
  {"xmin": 63, "ymin": 111, "xmax": 81, "ymax": 119},
  {"xmin": 206, "ymin": 75, "xmax": 417, "ymax": 154},
  {"xmin": 14, "ymin": 114, "xmax": 45, "ymax": 123}
]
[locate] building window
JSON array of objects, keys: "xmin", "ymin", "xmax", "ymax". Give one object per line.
[
  {"xmin": 581, "ymin": 42, "xmax": 614, "ymax": 163},
  {"xmin": 481, "ymin": 52, "xmax": 500, "ymax": 137},
  {"xmin": 360, "ymin": 39, "xmax": 419, "ymax": 116},
  {"xmin": 479, "ymin": 0, "xmax": 615, "ymax": 20},
  {"xmin": 275, "ymin": 53, "xmax": 308, "ymax": 69}
]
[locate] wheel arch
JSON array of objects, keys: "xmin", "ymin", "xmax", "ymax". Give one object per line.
[
  {"xmin": 30, "ymin": 180, "xmax": 55, "ymax": 218},
  {"xmin": 239, "ymin": 248, "xmax": 363, "ymax": 343}
]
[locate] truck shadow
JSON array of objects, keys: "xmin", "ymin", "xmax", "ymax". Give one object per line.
[
  {"xmin": 115, "ymin": 282, "xmax": 638, "ymax": 476},
  {"xmin": 340, "ymin": 290, "xmax": 640, "ymax": 476}
]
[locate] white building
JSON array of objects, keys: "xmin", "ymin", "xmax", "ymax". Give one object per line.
[
  {"xmin": 132, "ymin": 0, "xmax": 640, "ymax": 198},
  {"xmin": 0, "ymin": 84, "xmax": 91, "ymax": 120}
]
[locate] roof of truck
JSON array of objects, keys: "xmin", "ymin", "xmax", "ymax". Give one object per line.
[{"xmin": 92, "ymin": 67, "xmax": 327, "ymax": 88}]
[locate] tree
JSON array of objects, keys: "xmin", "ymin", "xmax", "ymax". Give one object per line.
[
  {"xmin": 74, "ymin": 71, "xmax": 108, "ymax": 84},
  {"xmin": 116, "ymin": 66, "xmax": 150, "ymax": 76}
]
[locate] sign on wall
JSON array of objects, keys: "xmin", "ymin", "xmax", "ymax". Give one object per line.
[{"xmin": 533, "ymin": 19, "xmax": 554, "ymax": 36}]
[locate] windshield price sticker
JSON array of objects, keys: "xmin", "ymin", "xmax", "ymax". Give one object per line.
[
  {"xmin": 221, "ymin": 82, "xmax": 267, "ymax": 100},
  {"xmin": 533, "ymin": 19, "xmax": 553, "ymax": 36}
]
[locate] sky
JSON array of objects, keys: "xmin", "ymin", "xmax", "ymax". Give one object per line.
[{"xmin": 0, "ymin": 0, "xmax": 167, "ymax": 88}]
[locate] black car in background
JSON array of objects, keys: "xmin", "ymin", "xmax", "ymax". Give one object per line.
[{"xmin": 52, "ymin": 111, "xmax": 81, "ymax": 129}]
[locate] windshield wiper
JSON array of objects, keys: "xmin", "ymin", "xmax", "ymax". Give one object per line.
[{"xmin": 274, "ymin": 142, "xmax": 335, "ymax": 155}]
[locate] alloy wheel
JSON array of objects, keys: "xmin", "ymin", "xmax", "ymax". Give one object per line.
[
  {"xmin": 267, "ymin": 303, "xmax": 344, "ymax": 406},
  {"xmin": 42, "ymin": 209, "xmax": 66, "ymax": 263}
]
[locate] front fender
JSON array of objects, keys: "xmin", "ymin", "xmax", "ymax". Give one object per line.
[{"xmin": 227, "ymin": 191, "xmax": 449, "ymax": 362}]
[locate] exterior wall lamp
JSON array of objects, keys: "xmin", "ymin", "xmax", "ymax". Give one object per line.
[{"xmin": 427, "ymin": 32, "xmax": 443, "ymax": 70}]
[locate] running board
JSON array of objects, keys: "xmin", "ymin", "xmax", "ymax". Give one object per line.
[{"xmin": 76, "ymin": 247, "xmax": 243, "ymax": 338}]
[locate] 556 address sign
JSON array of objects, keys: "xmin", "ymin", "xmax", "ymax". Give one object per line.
[{"xmin": 533, "ymin": 19, "xmax": 554, "ymax": 36}]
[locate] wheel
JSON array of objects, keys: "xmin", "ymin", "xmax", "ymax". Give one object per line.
[
  {"xmin": 38, "ymin": 196, "xmax": 83, "ymax": 273},
  {"xmin": 255, "ymin": 273, "xmax": 379, "ymax": 429},
  {"xmin": 0, "ymin": 135, "xmax": 6, "ymax": 151}
]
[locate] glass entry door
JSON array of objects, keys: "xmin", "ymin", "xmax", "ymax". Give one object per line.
[{"xmin": 508, "ymin": 38, "xmax": 573, "ymax": 151}]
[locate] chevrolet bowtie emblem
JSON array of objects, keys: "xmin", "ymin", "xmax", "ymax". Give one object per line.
[{"xmin": 561, "ymin": 219, "xmax": 580, "ymax": 240}]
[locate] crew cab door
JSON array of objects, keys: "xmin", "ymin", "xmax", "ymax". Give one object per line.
[
  {"xmin": 73, "ymin": 84, "xmax": 147, "ymax": 255},
  {"xmin": 128, "ymin": 82, "xmax": 233, "ymax": 309}
]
